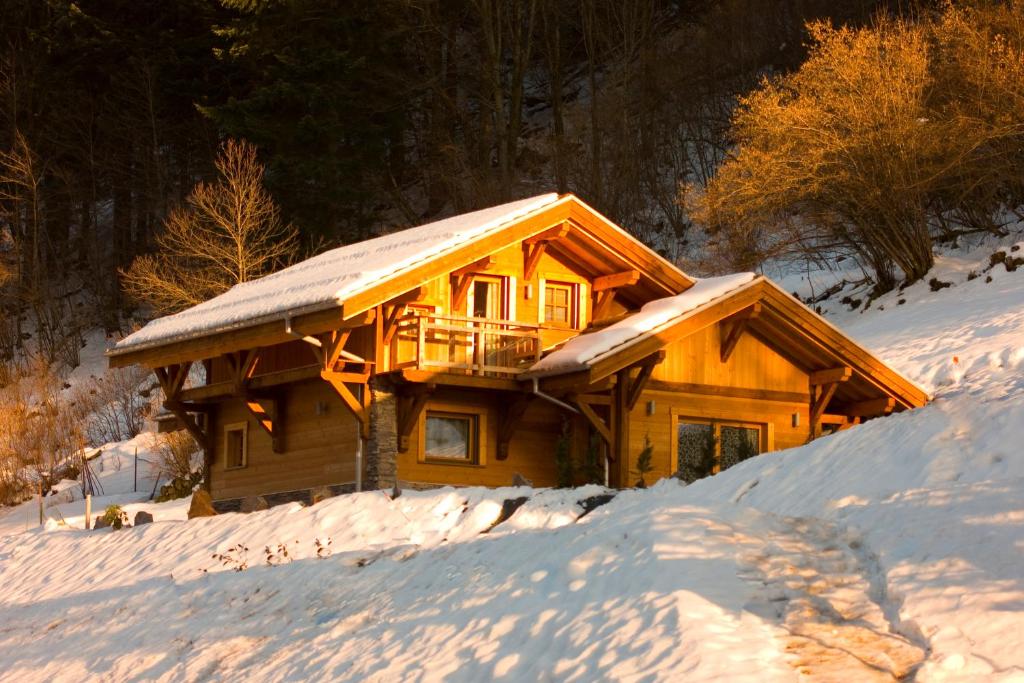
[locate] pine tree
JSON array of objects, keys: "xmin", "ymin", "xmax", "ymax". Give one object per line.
[
  {"xmin": 633, "ymin": 433, "xmax": 654, "ymax": 488},
  {"xmin": 554, "ymin": 419, "xmax": 574, "ymax": 488}
]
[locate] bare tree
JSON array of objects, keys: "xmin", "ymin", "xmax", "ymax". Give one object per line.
[{"xmin": 121, "ymin": 138, "xmax": 299, "ymax": 315}]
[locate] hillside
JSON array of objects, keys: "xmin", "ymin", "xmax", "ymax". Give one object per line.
[{"xmin": 0, "ymin": 238, "xmax": 1022, "ymax": 681}]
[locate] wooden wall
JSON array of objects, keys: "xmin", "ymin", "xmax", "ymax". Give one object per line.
[
  {"xmin": 624, "ymin": 324, "xmax": 811, "ymax": 482},
  {"xmin": 209, "ymin": 379, "xmax": 360, "ymax": 501},
  {"xmin": 397, "ymin": 387, "xmax": 564, "ymax": 488}
]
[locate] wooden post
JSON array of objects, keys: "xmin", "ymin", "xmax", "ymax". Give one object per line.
[
  {"xmin": 614, "ymin": 369, "xmax": 630, "ymax": 487},
  {"xmin": 85, "ymin": 494, "xmax": 91, "ymax": 530}
]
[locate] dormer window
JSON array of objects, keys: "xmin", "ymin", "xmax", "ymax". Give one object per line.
[{"xmin": 542, "ymin": 281, "xmax": 579, "ymax": 328}]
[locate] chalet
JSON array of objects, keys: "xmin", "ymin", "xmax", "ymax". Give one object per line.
[{"xmin": 107, "ymin": 194, "xmax": 928, "ymax": 509}]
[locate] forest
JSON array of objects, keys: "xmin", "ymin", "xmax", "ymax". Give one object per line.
[{"xmin": 3, "ymin": 0, "xmax": 1024, "ymax": 498}]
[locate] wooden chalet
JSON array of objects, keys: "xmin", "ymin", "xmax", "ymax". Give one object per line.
[{"xmin": 107, "ymin": 194, "xmax": 928, "ymax": 509}]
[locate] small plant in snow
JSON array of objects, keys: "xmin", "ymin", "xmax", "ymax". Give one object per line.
[
  {"xmin": 264, "ymin": 540, "xmax": 298, "ymax": 566},
  {"xmin": 102, "ymin": 504, "xmax": 129, "ymax": 530},
  {"xmin": 211, "ymin": 544, "xmax": 249, "ymax": 572},
  {"xmin": 314, "ymin": 537, "xmax": 333, "ymax": 559}
]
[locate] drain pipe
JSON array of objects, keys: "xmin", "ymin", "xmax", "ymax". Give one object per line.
[
  {"xmin": 355, "ymin": 385, "xmax": 364, "ymax": 493},
  {"xmin": 530, "ymin": 376, "xmax": 579, "ymax": 414}
]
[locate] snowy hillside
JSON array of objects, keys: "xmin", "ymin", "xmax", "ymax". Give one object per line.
[{"xmin": 1, "ymin": 240, "xmax": 1023, "ymax": 681}]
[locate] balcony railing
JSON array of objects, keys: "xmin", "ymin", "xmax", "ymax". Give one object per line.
[{"xmin": 392, "ymin": 313, "xmax": 542, "ymax": 378}]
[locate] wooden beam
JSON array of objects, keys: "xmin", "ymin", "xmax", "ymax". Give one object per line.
[
  {"xmin": 321, "ymin": 370, "xmax": 370, "ymax": 437},
  {"xmin": 154, "ymin": 362, "xmax": 192, "ymax": 401},
  {"xmin": 613, "ymin": 368, "xmax": 630, "ymax": 485},
  {"xmin": 524, "ymin": 223, "xmax": 569, "ymax": 245},
  {"xmin": 810, "ymin": 381, "xmax": 841, "ymax": 432},
  {"xmin": 497, "ymin": 395, "xmax": 534, "ymax": 460},
  {"xmin": 593, "ymin": 290, "xmax": 617, "ymax": 320},
  {"xmin": 110, "ymin": 308, "xmax": 376, "ymax": 369},
  {"xmin": 626, "ymin": 351, "xmax": 664, "ymax": 411},
  {"xmin": 322, "ymin": 329, "xmax": 353, "ymax": 371},
  {"xmin": 398, "ymin": 368, "xmax": 521, "ymax": 392},
  {"xmin": 523, "ymin": 241, "xmax": 548, "ymax": 282},
  {"xmin": 593, "ymin": 269, "xmax": 640, "ymax": 292},
  {"xmin": 523, "ymin": 224, "xmax": 569, "ymax": 281},
  {"xmin": 643, "ymin": 379, "xmax": 808, "ymax": 404},
  {"xmin": 162, "ymin": 400, "xmax": 210, "ymax": 454},
  {"xmin": 845, "ymin": 397, "xmax": 896, "ymax": 418},
  {"xmin": 575, "ymin": 393, "xmax": 612, "ymax": 406},
  {"xmin": 396, "ymin": 384, "xmax": 434, "ymax": 453},
  {"xmin": 382, "ymin": 305, "xmax": 407, "ymax": 346},
  {"xmin": 720, "ymin": 303, "xmax": 762, "ymax": 363},
  {"xmin": 810, "ymin": 366, "xmax": 853, "ymax": 385},
  {"xmin": 387, "ymin": 286, "xmax": 428, "ymax": 305},
  {"xmin": 180, "ymin": 364, "xmax": 321, "ymax": 402},
  {"xmin": 452, "ymin": 255, "xmax": 495, "ymax": 278},
  {"xmin": 244, "ymin": 394, "xmax": 282, "ymax": 453},
  {"xmin": 451, "ymin": 273, "xmax": 474, "ymax": 311},
  {"xmin": 575, "ymin": 399, "xmax": 612, "ymax": 447}
]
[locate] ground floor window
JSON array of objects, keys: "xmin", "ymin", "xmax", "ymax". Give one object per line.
[
  {"xmin": 224, "ymin": 422, "xmax": 248, "ymax": 470},
  {"xmin": 424, "ymin": 411, "xmax": 478, "ymax": 463},
  {"xmin": 676, "ymin": 419, "xmax": 762, "ymax": 482}
]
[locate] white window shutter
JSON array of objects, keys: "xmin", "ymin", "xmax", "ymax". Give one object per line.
[{"xmin": 506, "ymin": 275, "xmax": 517, "ymax": 320}]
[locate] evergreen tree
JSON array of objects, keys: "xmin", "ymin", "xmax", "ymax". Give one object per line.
[
  {"xmin": 203, "ymin": 0, "xmax": 411, "ymax": 241},
  {"xmin": 554, "ymin": 419, "xmax": 574, "ymax": 488},
  {"xmin": 633, "ymin": 433, "xmax": 654, "ymax": 488}
]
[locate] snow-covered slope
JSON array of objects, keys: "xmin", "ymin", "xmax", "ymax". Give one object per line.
[{"xmin": 2, "ymin": 242, "xmax": 1024, "ymax": 681}]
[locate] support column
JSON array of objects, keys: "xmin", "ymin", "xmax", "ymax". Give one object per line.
[{"xmin": 364, "ymin": 376, "xmax": 398, "ymax": 490}]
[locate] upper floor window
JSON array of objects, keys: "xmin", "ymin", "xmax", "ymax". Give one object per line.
[{"xmin": 544, "ymin": 282, "xmax": 578, "ymax": 328}]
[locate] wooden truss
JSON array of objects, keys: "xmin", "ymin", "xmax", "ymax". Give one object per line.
[{"xmin": 592, "ymin": 269, "xmax": 640, "ymax": 320}]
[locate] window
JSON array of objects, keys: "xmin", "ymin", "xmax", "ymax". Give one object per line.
[
  {"xmin": 224, "ymin": 423, "xmax": 248, "ymax": 470},
  {"xmin": 544, "ymin": 282, "xmax": 577, "ymax": 327},
  {"xmin": 720, "ymin": 425, "xmax": 760, "ymax": 470},
  {"xmin": 675, "ymin": 419, "xmax": 762, "ymax": 482},
  {"xmin": 424, "ymin": 412, "xmax": 478, "ymax": 463}
]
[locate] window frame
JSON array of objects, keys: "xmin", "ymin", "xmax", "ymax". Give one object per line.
[
  {"xmin": 670, "ymin": 413, "xmax": 769, "ymax": 476},
  {"xmin": 541, "ymin": 280, "xmax": 579, "ymax": 329},
  {"xmin": 420, "ymin": 405, "xmax": 487, "ymax": 466},
  {"xmin": 223, "ymin": 422, "xmax": 248, "ymax": 471}
]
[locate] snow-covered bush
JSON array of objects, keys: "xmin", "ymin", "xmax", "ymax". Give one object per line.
[{"xmin": 70, "ymin": 365, "xmax": 150, "ymax": 445}]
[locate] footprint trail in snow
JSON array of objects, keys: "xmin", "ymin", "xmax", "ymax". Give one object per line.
[{"xmin": 737, "ymin": 515, "xmax": 927, "ymax": 681}]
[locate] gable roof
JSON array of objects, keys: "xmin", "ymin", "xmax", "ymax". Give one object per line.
[
  {"xmin": 109, "ymin": 193, "xmax": 693, "ymax": 366},
  {"xmin": 526, "ymin": 275, "xmax": 929, "ymax": 412},
  {"xmin": 527, "ymin": 273, "xmax": 756, "ymax": 377}
]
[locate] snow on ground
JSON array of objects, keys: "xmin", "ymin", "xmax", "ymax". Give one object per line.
[
  {"xmin": 1, "ymin": 240, "xmax": 1024, "ymax": 680},
  {"xmin": 0, "ymin": 433, "xmax": 177, "ymax": 537}
]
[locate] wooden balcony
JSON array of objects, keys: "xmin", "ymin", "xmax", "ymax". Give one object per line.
[{"xmin": 392, "ymin": 313, "xmax": 542, "ymax": 378}]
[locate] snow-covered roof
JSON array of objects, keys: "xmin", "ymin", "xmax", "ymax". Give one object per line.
[
  {"xmin": 113, "ymin": 194, "xmax": 561, "ymax": 353},
  {"xmin": 524, "ymin": 273, "xmax": 757, "ymax": 378}
]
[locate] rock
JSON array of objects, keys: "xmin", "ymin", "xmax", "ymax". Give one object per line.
[
  {"xmin": 310, "ymin": 486, "xmax": 333, "ymax": 506},
  {"xmin": 511, "ymin": 473, "xmax": 532, "ymax": 487},
  {"xmin": 240, "ymin": 495, "xmax": 269, "ymax": 513},
  {"xmin": 187, "ymin": 489, "xmax": 217, "ymax": 519},
  {"xmin": 93, "ymin": 515, "xmax": 109, "ymax": 530},
  {"xmin": 133, "ymin": 511, "xmax": 154, "ymax": 526}
]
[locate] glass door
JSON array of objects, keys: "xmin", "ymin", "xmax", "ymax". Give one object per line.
[{"xmin": 467, "ymin": 276, "xmax": 505, "ymax": 371}]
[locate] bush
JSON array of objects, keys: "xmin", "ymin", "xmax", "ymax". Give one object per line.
[
  {"xmin": 689, "ymin": 6, "xmax": 1024, "ymax": 293},
  {"xmin": 102, "ymin": 504, "xmax": 129, "ymax": 530}
]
